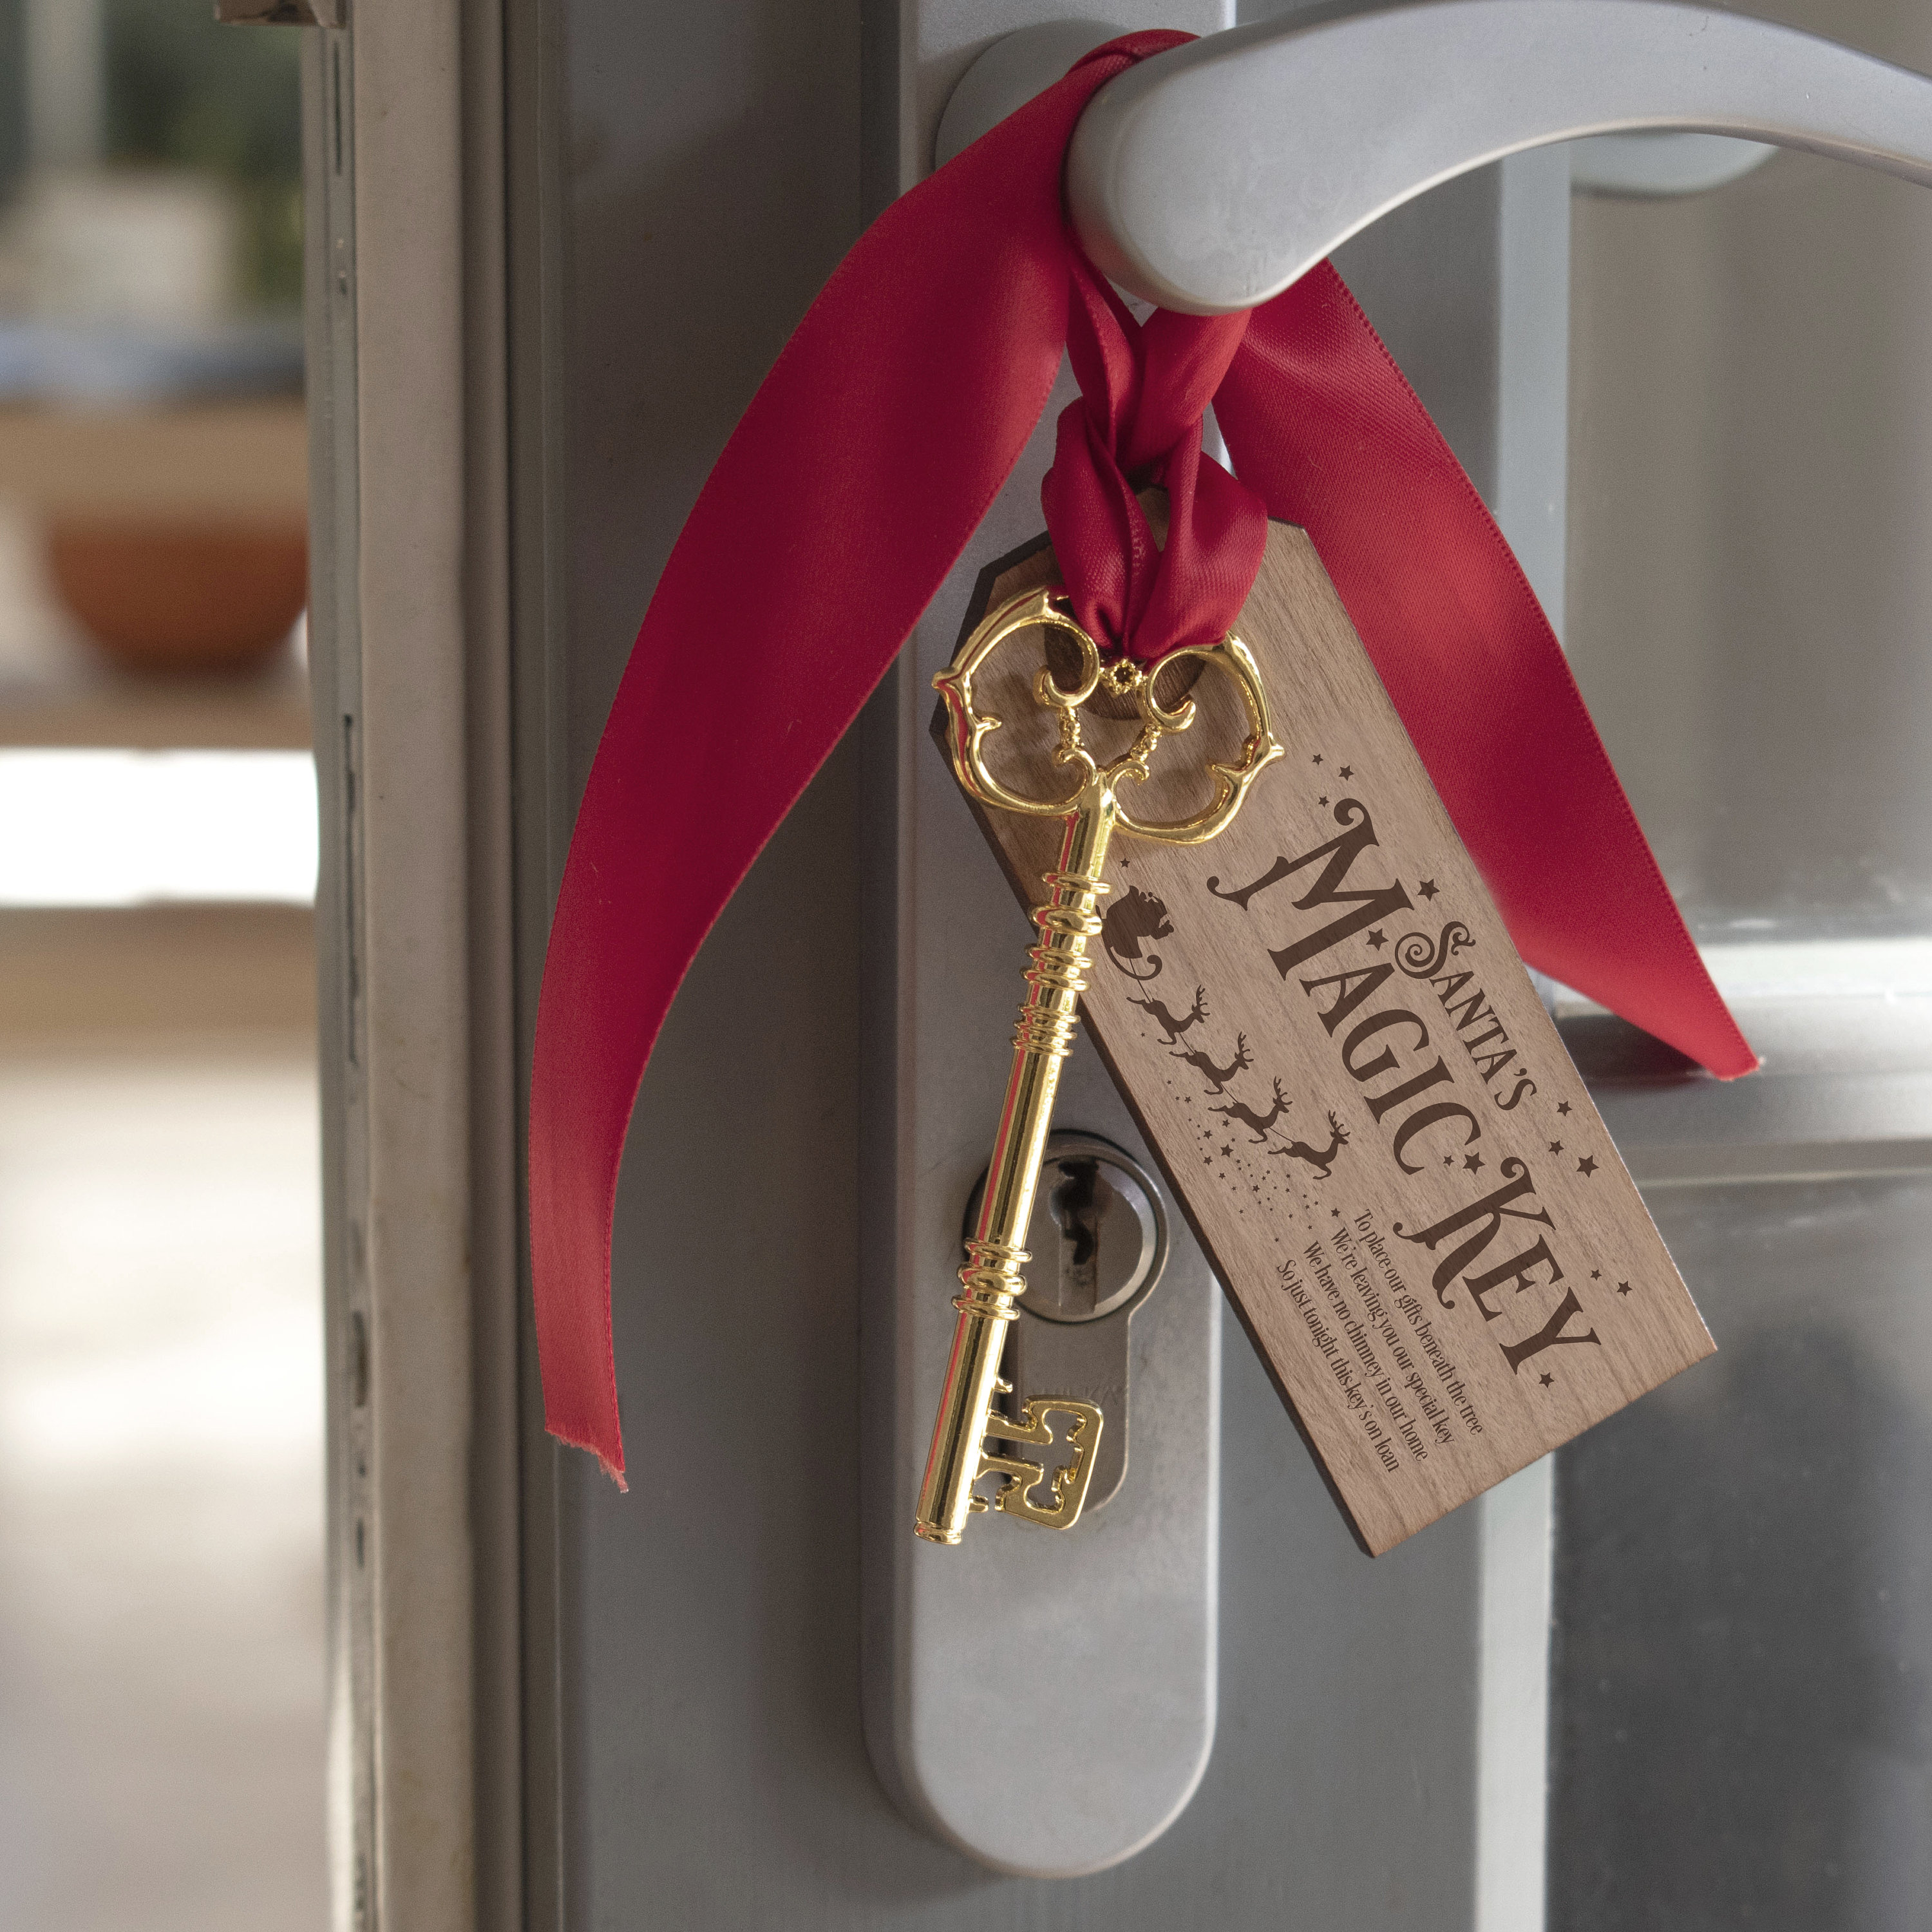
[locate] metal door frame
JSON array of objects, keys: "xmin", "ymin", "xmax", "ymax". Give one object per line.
[{"xmin": 305, "ymin": 3, "xmax": 540, "ymax": 1926}]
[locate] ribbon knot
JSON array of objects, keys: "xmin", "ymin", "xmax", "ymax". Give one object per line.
[{"xmin": 1043, "ymin": 260, "xmax": 1265, "ymax": 661}]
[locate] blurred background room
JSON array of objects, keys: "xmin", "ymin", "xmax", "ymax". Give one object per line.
[{"xmin": 0, "ymin": 3, "xmax": 323, "ymax": 1928}]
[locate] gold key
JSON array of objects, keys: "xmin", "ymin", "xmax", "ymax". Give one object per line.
[{"xmin": 915, "ymin": 586, "xmax": 1282, "ymax": 1544}]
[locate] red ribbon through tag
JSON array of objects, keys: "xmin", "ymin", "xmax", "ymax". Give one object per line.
[{"xmin": 529, "ymin": 32, "xmax": 1757, "ymax": 1483}]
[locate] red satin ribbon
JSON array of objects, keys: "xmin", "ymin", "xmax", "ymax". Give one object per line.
[
  {"xmin": 1045, "ymin": 253, "xmax": 1264, "ymax": 659},
  {"xmin": 529, "ymin": 32, "xmax": 1756, "ymax": 1483}
]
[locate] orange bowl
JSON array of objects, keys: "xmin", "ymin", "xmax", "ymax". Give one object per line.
[{"xmin": 46, "ymin": 519, "xmax": 308, "ymax": 674}]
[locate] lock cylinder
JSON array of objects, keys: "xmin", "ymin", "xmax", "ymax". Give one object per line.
[{"xmin": 965, "ymin": 1132, "xmax": 1170, "ymax": 1513}]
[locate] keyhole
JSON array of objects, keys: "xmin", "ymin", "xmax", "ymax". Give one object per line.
[
  {"xmin": 1049, "ymin": 1158, "xmax": 1103, "ymax": 1315},
  {"xmin": 964, "ymin": 1133, "xmax": 1166, "ymax": 1327}
]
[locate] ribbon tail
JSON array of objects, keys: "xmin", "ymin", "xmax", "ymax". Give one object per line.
[
  {"xmin": 527, "ymin": 36, "xmax": 1195, "ymax": 1478},
  {"xmin": 1217, "ymin": 263, "xmax": 1757, "ymax": 1082}
]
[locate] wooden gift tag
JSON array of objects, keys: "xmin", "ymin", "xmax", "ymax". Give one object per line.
[{"xmin": 943, "ymin": 515, "xmax": 1712, "ymax": 1555}]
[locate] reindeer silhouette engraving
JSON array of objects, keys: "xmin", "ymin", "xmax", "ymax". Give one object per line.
[
  {"xmin": 1269, "ymin": 1112, "xmax": 1350, "ymax": 1180},
  {"xmin": 1209, "ymin": 1076, "xmax": 1291, "ymax": 1144},
  {"xmin": 1173, "ymin": 1032, "xmax": 1251, "ymax": 1095},
  {"xmin": 1130, "ymin": 984, "xmax": 1208, "ymax": 1045}
]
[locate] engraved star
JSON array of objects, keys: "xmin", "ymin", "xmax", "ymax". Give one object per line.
[
  {"xmin": 1367, "ymin": 928, "xmax": 1387, "ymax": 949},
  {"xmin": 1577, "ymin": 1155, "xmax": 1598, "ymax": 1177},
  {"xmin": 1312, "ymin": 753, "xmax": 1324, "ymax": 765},
  {"xmin": 1590, "ymin": 1270, "xmax": 1601, "ymax": 1280},
  {"xmin": 1443, "ymin": 1154, "xmax": 1455, "ymax": 1167},
  {"xmin": 1464, "ymin": 1152, "xmax": 1484, "ymax": 1173},
  {"xmin": 1339, "ymin": 766, "xmax": 1354, "ymax": 779},
  {"xmin": 1539, "ymin": 1372, "xmax": 1555, "ymax": 1388},
  {"xmin": 1616, "ymin": 1280, "xmax": 1632, "ymax": 1296},
  {"xmin": 1221, "ymin": 1144, "xmax": 1234, "ymax": 1158},
  {"xmin": 1331, "ymin": 1208, "xmax": 1341, "ymax": 1218},
  {"xmin": 1557, "ymin": 1100, "xmax": 1573, "ymax": 1116},
  {"xmin": 1548, "ymin": 1139, "xmax": 1564, "ymax": 1155},
  {"xmin": 1418, "ymin": 879, "xmax": 1439, "ymax": 900},
  {"xmin": 1317, "ymin": 795, "xmax": 1329, "ymax": 806}
]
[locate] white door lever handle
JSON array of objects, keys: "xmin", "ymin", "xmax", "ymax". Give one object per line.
[{"xmin": 1049, "ymin": 1, "xmax": 1932, "ymax": 313}]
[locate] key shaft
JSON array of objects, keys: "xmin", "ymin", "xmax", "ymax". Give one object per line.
[{"xmin": 915, "ymin": 781, "xmax": 1117, "ymax": 1544}]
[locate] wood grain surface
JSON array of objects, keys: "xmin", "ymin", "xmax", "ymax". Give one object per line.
[{"xmin": 943, "ymin": 516, "xmax": 1712, "ymax": 1555}]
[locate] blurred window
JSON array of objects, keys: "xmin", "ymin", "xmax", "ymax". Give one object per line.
[{"xmin": 0, "ymin": 748, "xmax": 317, "ymax": 904}]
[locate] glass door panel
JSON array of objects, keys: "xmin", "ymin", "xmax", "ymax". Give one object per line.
[
  {"xmin": 1566, "ymin": 0, "xmax": 1932, "ymax": 942},
  {"xmin": 1557, "ymin": 6, "xmax": 1932, "ymax": 1925},
  {"xmin": 1551, "ymin": 1175, "xmax": 1932, "ymax": 1928}
]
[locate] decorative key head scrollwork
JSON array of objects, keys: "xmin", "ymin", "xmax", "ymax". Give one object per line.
[{"xmin": 933, "ymin": 586, "xmax": 1283, "ymax": 844}]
